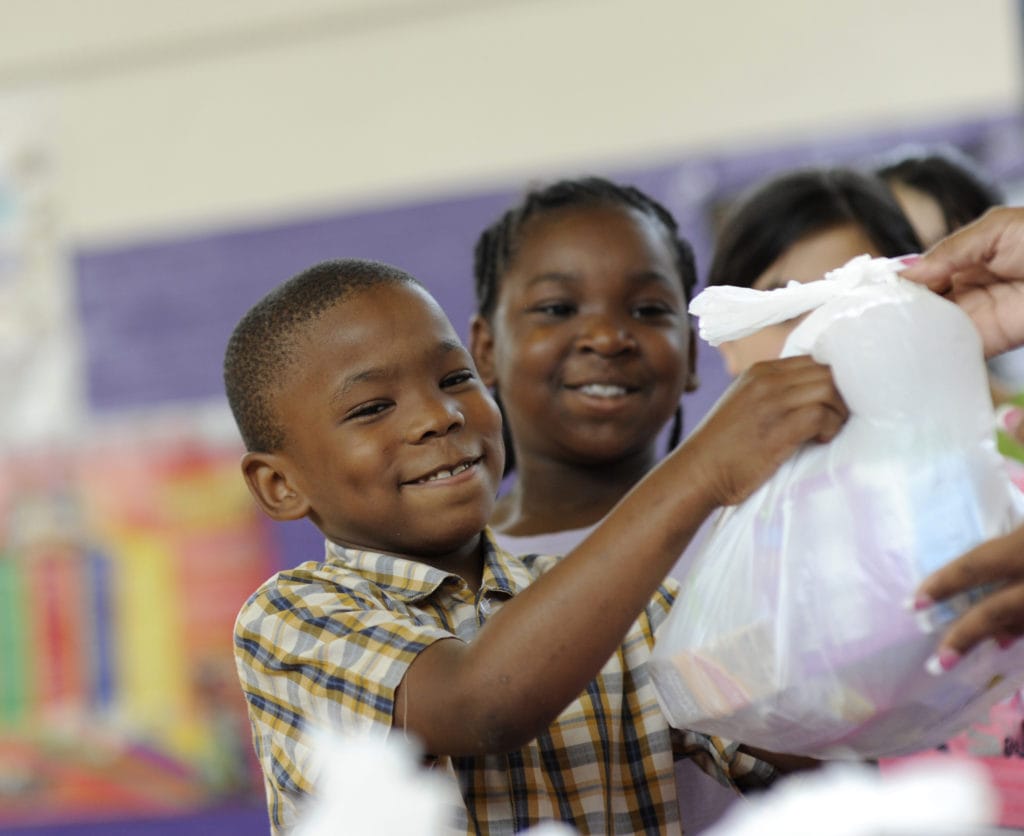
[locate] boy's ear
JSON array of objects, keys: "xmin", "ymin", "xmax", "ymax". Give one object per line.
[
  {"xmin": 469, "ymin": 314, "xmax": 497, "ymax": 387},
  {"xmin": 241, "ymin": 451, "xmax": 311, "ymax": 522},
  {"xmin": 684, "ymin": 326, "xmax": 700, "ymax": 392}
]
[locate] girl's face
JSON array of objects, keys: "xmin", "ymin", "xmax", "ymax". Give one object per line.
[
  {"xmin": 719, "ymin": 223, "xmax": 881, "ymax": 376},
  {"xmin": 470, "ymin": 204, "xmax": 696, "ymax": 468}
]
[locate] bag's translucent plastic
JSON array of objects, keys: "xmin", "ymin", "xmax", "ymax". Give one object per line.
[{"xmin": 649, "ymin": 255, "xmax": 1024, "ymax": 759}]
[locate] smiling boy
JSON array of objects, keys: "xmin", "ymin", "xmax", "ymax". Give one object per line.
[{"xmin": 226, "ymin": 258, "xmax": 846, "ymax": 834}]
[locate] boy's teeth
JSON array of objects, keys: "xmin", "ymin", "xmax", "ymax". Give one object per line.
[
  {"xmin": 579, "ymin": 384, "xmax": 627, "ymax": 398},
  {"xmin": 423, "ymin": 461, "xmax": 471, "ymax": 483}
]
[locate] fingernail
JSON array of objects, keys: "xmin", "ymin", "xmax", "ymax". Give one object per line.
[
  {"xmin": 926, "ymin": 648, "xmax": 961, "ymax": 676},
  {"xmin": 997, "ymin": 405, "xmax": 1024, "ymax": 434},
  {"xmin": 909, "ymin": 592, "xmax": 934, "ymax": 611},
  {"xmin": 895, "ymin": 254, "xmax": 922, "ymax": 267}
]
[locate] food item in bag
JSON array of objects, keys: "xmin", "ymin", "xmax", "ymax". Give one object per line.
[{"xmin": 649, "ymin": 255, "xmax": 1024, "ymax": 759}]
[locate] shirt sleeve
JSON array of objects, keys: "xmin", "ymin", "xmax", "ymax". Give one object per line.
[
  {"xmin": 233, "ymin": 569, "xmax": 457, "ymax": 831},
  {"xmin": 236, "ymin": 570, "xmax": 457, "ymax": 731},
  {"xmin": 671, "ymin": 729, "xmax": 779, "ymax": 791}
]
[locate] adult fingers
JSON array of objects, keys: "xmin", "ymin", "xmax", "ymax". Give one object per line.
[
  {"xmin": 928, "ymin": 583, "xmax": 1024, "ymax": 668},
  {"xmin": 901, "ymin": 206, "xmax": 1024, "ymax": 293},
  {"xmin": 917, "ymin": 525, "xmax": 1024, "ymax": 605}
]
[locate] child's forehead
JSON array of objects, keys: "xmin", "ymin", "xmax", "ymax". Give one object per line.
[
  {"xmin": 304, "ymin": 281, "xmax": 461, "ymax": 353},
  {"xmin": 323, "ymin": 280, "xmax": 439, "ymax": 321},
  {"xmin": 520, "ymin": 203, "xmax": 671, "ymax": 253},
  {"xmin": 525, "ymin": 201, "xmax": 646, "ymax": 232}
]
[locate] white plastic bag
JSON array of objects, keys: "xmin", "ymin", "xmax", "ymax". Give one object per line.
[{"xmin": 650, "ymin": 255, "xmax": 1024, "ymax": 759}]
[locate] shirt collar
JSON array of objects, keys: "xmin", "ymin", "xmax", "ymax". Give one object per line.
[{"xmin": 323, "ymin": 528, "xmax": 534, "ymax": 603}]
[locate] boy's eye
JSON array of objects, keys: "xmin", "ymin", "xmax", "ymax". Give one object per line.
[
  {"xmin": 441, "ymin": 369, "xmax": 475, "ymax": 388},
  {"xmin": 346, "ymin": 401, "xmax": 392, "ymax": 421}
]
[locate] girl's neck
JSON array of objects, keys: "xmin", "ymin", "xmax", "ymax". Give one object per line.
[{"xmin": 492, "ymin": 448, "xmax": 659, "ymax": 536}]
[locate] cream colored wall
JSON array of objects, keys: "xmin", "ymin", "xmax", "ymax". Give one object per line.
[{"xmin": 1, "ymin": 0, "xmax": 1020, "ymax": 243}]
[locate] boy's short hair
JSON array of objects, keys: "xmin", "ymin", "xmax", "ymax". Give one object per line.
[{"xmin": 223, "ymin": 258, "xmax": 420, "ymax": 453}]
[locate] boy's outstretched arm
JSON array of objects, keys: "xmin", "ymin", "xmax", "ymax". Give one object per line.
[{"xmin": 396, "ymin": 355, "xmax": 847, "ymax": 756}]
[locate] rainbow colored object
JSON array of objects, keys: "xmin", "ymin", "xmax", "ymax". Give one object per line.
[{"xmin": 0, "ymin": 436, "xmax": 276, "ymax": 826}]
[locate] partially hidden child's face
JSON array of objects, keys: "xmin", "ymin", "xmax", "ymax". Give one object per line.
[
  {"xmin": 472, "ymin": 204, "xmax": 695, "ymax": 466},
  {"xmin": 886, "ymin": 180, "xmax": 949, "ymax": 249},
  {"xmin": 274, "ymin": 283, "xmax": 505, "ymax": 557},
  {"xmin": 719, "ymin": 223, "xmax": 882, "ymax": 376}
]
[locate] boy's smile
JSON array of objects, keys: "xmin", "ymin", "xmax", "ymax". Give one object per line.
[
  {"xmin": 269, "ymin": 281, "xmax": 504, "ymax": 561},
  {"xmin": 403, "ymin": 455, "xmax": 484, "ymax": 486}
]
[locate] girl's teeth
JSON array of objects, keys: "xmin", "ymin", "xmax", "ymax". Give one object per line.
[{"xmin": 579, "ymin": 384, "xmax": 627, "ymax": 398}]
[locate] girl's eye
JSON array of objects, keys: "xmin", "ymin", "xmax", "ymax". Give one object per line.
[
  {"xmin": 531, "ymin": 301, "xmax": 576, "ymax": 317},
  {"xmin": 442, "ymin": 370, "xmax": 474, "ymax": 388},
  {"xmin": 346, "ymin": 401, "xmax": 391, "ymax": 421},
  {"xmin": 633, "ymin": 301, "xmax": 676, "ymax": 318}
]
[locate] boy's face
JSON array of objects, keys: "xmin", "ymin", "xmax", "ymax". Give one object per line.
[{"xmin": 269, "ymin": 282, "xmax": 504, "ymax": 558}]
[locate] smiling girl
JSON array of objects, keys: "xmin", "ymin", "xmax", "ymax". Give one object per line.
[{"xmin": 469, "ymin": 176, "xmax": 744, "ymax": 832}]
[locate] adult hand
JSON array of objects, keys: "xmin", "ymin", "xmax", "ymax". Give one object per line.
[
  {"xmin": 915, "ymin": 524, "xmax": 1024, "ymax": 672},
  {"xmin": 900, "ymin": 206, "xmax": 1024, "ymax": 358}
]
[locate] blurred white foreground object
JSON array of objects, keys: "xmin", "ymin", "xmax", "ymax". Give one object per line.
[
  {"xmin": 294, "ymin": 729, "xmax": 580, "ymax": 835},
  {"xmin": 294, "ymin": 730, "xmax": 461, "ymax": 836},
  {"xmin": 705, "ymin": 759, "xmax": 999, "ymax": 836}
]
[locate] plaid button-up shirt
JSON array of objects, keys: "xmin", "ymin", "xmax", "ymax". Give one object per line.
[{"xmin": 234, "ymin": 530, "xmax": 773, "ymax": 834}]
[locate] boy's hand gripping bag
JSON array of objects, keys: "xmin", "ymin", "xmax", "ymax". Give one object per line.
[{"xmin": 649, "ymin": 255, "xmax": 1024, "ymax": 759}]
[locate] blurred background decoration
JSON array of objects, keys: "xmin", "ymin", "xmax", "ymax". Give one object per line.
[{"xmin": 2, "ymin": 1, "xmax": 1023, "ymax": 833}]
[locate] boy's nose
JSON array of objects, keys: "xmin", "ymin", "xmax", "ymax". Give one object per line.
[
  {"xmin": 576, "ymin": 315, "xmax": 637, "ymax": 356},
  {"xmin": 408, "ymin": 395, "xmax": 465, "ymax": 442}
]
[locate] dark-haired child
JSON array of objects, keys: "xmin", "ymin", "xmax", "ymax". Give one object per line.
[
  {"xmin": 226, "ymin": 258, "xmax": 847, "ymax": 834},
  {"xmin": 705, "ymin": 165, "xmax": 921, "ymax": 375},
  {"xmin": 469, "ymin": 176, "xmax": 741, "ymax": 830},
  {"xmin": 874, "ymin": 143, "xmax": 1003, "ymax": 249},
  {"xmin": 872, "ymin": 145, "xmax": 1024, "ymax": 399}
]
